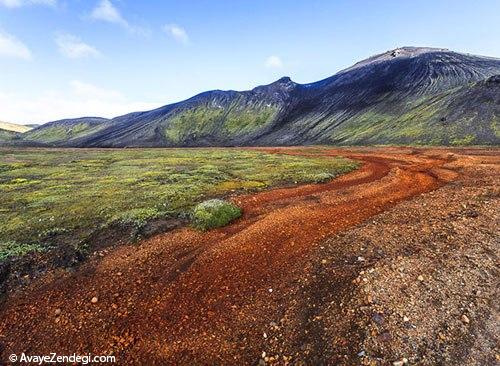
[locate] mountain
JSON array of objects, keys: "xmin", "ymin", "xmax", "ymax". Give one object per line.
[
  {"xmin": 0, "ymin": 121, "xmax": 33, "ymax": 133},
  {"xmin": 21, "ymin": 47, "xmax": 500, "ymax": 147},
  {"xmin": 0, "ymin": 121, "xmax": 34, "ymax": 142},
  {"xmin": 21, "ymin": 117, "xmax": 111, "ymax": 144}
]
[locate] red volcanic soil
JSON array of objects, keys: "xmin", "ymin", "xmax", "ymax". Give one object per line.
[{"xmin": 0, "ymin": 147, "xmax": 498, "ymax": 365}]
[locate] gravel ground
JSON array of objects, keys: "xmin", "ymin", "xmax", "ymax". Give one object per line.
[{"xmin": 263, "ymin": 150, "xmax": 499, "ymax": 365}]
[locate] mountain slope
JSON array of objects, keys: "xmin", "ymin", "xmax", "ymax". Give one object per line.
[
  {"xmin": 0, "ymin": 121, "xmax": 33, "ymax": 142},
  {"xmin": 21, "ymin": 47, "xmax": 500, "ymax": 147},
  {"xmin": 22, "ymin": 117, "xmax": 111, "ymax": 144},
  {"xmin": 0, "ymin": 121, "xmax": 32, "ymax": 133}
]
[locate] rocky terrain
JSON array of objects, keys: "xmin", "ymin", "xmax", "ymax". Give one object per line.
[
  {"xmin": 16, "ymin": 47, "xmax": 500, "ymax": 147},
  {"xmin": 1, "ymin": 147, "xmax": 498, "ymax": 365}
]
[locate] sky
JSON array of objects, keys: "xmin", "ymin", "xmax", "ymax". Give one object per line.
[{"xmin": 0, "ymin": 0, "xmax": 499, "ymax": 124}]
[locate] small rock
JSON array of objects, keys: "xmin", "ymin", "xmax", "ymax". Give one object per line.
[
  {"xmin": 403, "ymin": 316, "xmax": 410, "ymax": 322},
  {"xmin": 357, "ymin": 256, "xmax": 365, "ymax": 262},
  {"xmin": 321, "ymin": 259, "xmax": 327, "ymax": 264},
  {"xmin": 372, "ymin": 313, "xmax": 384, "ymax": 325},
  {"xmin": 357, "ymin": 350, "xmax": 366, "ymax": 357},
  {"xmin": 91, "ymin": 296, "xmax": 98, "ymax": 304},
  {"xmin": 417, "ymin": 275, "xmax": 424, "ymax": 281},
  {"xmin": 393, "ymin": 361, "xmax": 404, "ymax": 366},
  {"xmin": 54, "ymin": 308, "xmax": 62, "ymax": 316},
  {"xmin": 462, "ymin": 314, "xmax": 470, "ymax": 324},
  {"xmin": 268, "ymin": 288, "xmax": 273, "ymax": 293}
]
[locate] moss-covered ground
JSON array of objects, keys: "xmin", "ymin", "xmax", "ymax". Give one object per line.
[{"xmin": 0, "ymin": 147, "xmax": 358, "ymax": 260}]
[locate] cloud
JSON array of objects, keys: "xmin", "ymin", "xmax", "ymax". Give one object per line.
[
  {"xmin": 163, "ymin": 24, "xmax": 189, "ymax": 44},
  {"xmin": 265, "ymin": 55, "xmax": 283, "ymax": 69},
  {"xmin": 70, "ymin": 80, "xmax": 121, "ymax": 100},
  {"xmin": 90, "ymin": 0, "xmax": 128, "ymax": 27},
  {"xmin": 89, "ymin": 0, "xmax": 149, "ymax": 36},
  {"xmin": 0, "ymin": 81, "xmax": 161, "ymax": 124},
  {"xmin": 0, "ymin": 30, "xmax": 32, "ymax": 60},
  {"xmin": 55, "ymin": 34, "xmax": 101, "ymax": 59},
  {"xmin": 0, "ymin": 0, "xmax": 55, "ymax": 8}
]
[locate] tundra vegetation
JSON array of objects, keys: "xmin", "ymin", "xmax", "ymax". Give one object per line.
[{"xmin": 0, "ymin": 147, "xmax": 358, "ymax": 260}]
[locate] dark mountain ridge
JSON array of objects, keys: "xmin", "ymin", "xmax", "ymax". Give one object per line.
[{"xmin": 19, "ymin": 47, "xmax": 500, "ymax": 147}]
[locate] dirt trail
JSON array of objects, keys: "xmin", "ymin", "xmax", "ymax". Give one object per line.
[{"xmin": 0, "ymin": 147, "xmax": 472, "ymax": 365}]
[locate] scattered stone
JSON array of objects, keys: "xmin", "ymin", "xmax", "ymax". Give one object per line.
[
  {"xmin": 321, "ymin": 259, "xmax": 327, "ymax": 264},
  {"xmin": 393, "ymin": 361, "xmax": 404, "ymax": 366},
  {"xmin": 54, "ymin": 308, "xmax": 62, "ymax": 316},
  {"xmin": 372, "ymin": 313, "xmax": 384, "ymax": 325},
  {"xmin": 268, "ymin": 288, "xmax": 273, "ymax": 293},
  {"xmin": 377, "ymin": 331, "xmax": 392, "ymax": 342},
  {"xmin": 417, "ymin": 275, "xmax": 424, "ymax": 281},
  {"xmin": 357, "ymin": 350, "xmax": 366, "ymax": 357},
  {"xmin": 461, "ymin": 314, "xmax": 470, "ymax": 324},
  {"xmin": 357, "ymin": 256, "xmax": 365, "ymax": 262},
  {"xmin": 403, "ymin": 316, "xmax": 410, "ymax": 322},
  {"xmin": 91, "ymin": 296, "xmax": 98, "ymax": 304}
]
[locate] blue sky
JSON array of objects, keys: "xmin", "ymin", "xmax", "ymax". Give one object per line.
[{"xmin": 0, "ymin": 0, "xmax": 499, "ymax": 124}]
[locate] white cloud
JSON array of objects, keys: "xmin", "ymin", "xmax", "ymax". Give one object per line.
[
  {"xmin": 70, "ymin": 80, "xmax": 121, "ymax": 100},
  {"xmin": 0, "ymin": 30, "xmax": 32, "ymax": 60},
  {"xmin": 89, "ymin": 0, "xmax": 149, "ymax": 36},
  {"xmin": 0, "ymin": 0, "xmax": 55, "ymax": 8},
  {"xmin": 0, "ymin": 81, "xmax": 161, "ymax": 124},
  {"xmin": 90, "ymin": 0, "xmax": 128, "ymax": 27},
  {"xmin": 56, "ymin": 34, "xmax": 101, "ymax": 59},
  {"xmin": 163, "ymin": 24, "xmax": 189, "ymax": 44},
  {"xmin": 265, "ymin": 55, "xmax": 283, "ymax": 69}
]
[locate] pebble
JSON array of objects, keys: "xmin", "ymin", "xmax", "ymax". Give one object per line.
[
  {"xmin": 417, "ymin": 275, "xmax": 424, "ymax": 281},
  {"xmin": 91, "ymin": 296, "xmax": 98, "ymax": 304},
  {"xmin": 357, "ymin": 256, "xmax": 365, "ymax": 262},
  {"xmin": 393, "ymin": 361, "xmax": 404, "ymax": 366},
  {"xmin": 461, "ymin": 314, "xmax": 470, "ymax": 324},
  {"xmin": 403, "ymin": 316, "xmax": 410, "ymax": 322},
  {"xmin": 268, "ymin": 288, "xmax": 273, "ymax": 293},
  {"xmin": 54, "ymin": 308, "xmax": 62, "ymax": 316}
]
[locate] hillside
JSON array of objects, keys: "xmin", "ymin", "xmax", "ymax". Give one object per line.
[
  {"xmin": 22, "ymin": 117, "xmax": 111, "ymax": 144},
  {"xmin": 0, "ymin": 121, "xmax": 33, "ymax": 142},
  {"xmin": 0, "ymin": 129, "xmax": 17, "ymax": 142},
  {"xmin": 0, "ymin": 121, "xmax": 32, "ymax": 133},
  {"xmin": 20, "ymin": 47, "xmax": 500, "ymax": 147}
]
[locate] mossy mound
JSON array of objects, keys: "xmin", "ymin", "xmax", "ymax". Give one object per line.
[{"xmin": 192, "ymin": 199, "xmax": 242, "ymax": 230}]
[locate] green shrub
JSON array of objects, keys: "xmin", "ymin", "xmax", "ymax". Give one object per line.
[
  {"xmin": 192, "ymin": 199, "xmax": 242, "ymax": 230},
  {"xmin": 0, "ymin": 241, "xmax": 44, "ymax": 261}
]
